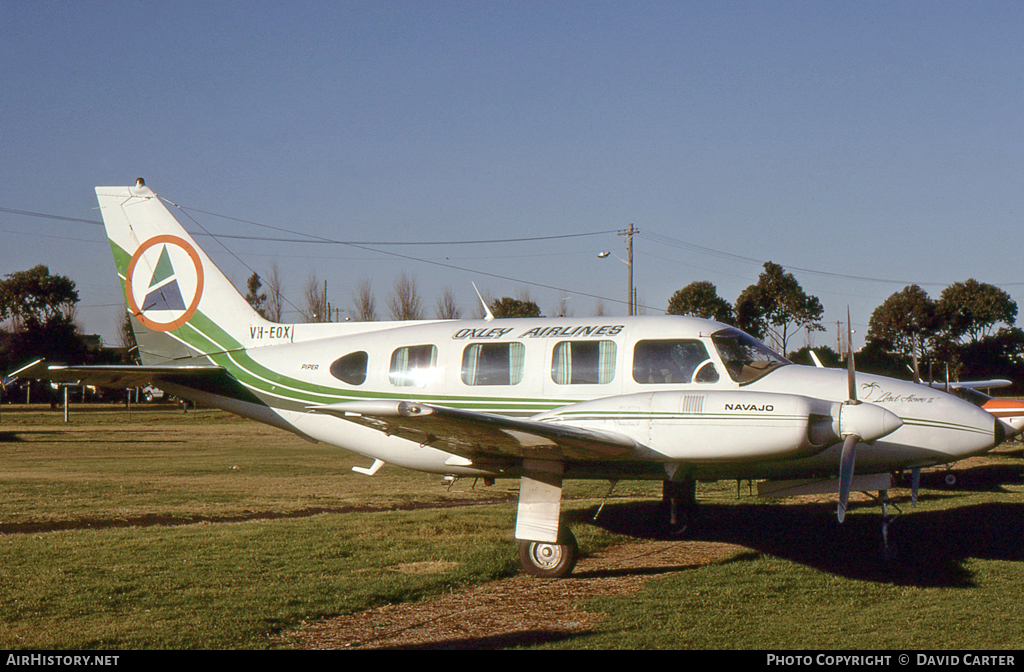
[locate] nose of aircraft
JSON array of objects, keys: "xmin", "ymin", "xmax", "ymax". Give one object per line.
[{"xmin": 936, "ymin": 391, "xmax": 1007, "ymax": 458}]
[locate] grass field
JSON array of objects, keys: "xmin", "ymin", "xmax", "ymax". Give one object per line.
[{"xmin": 1, "ymin": 403, "xmax": 1023, "ymax": 649}]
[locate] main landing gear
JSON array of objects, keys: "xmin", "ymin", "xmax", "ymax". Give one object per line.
[
  {"xmin": 517, "ymin": 528, "xmax": 579, "ymax": 578},
  {"xmin": 515, "ymin": 461, "xmax": 579, "ymax": 578},
  {"xmin": 663, "ymin": 478, "xmax": 698, "ymax": 536}
]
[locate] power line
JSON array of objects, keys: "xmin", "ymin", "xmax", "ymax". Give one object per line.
[
  {"xmin": 0, "ymin": 199, "xmax": 636, "ymax": 312},
  {"xmin": 161, "ymin": 198, "xmax": 635, "ymax": 312},
  {"xmin": 1, "ymin": 203, "xmax": 618, "ymax": 246},
  {"xmin": 0, "ymin": 206, "xmax": 103, "ymax": 226},
  {"xmin": 174, "ymin": 205, "xmax": 619, "ymax": 246},
  {"xmin": 637, "ymin": 231, "xmax": 1024, "ymax": 288}
]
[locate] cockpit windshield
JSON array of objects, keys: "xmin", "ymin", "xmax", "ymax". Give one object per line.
[{"xmin": 711, "ymin": 328, "xmax": 790, "ymax": 384}]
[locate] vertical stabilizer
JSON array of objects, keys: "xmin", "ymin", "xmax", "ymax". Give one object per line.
[{"xmin": 97, "ymin": 181, "xmax": 276, "ymax": 362}]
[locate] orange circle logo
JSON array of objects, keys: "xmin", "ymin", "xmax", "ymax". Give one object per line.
[{"xmin": 124, "ymin": 235, "xmax": 205, "ymax": 332}]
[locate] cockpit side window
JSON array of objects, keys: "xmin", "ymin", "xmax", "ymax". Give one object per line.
[
  {"xmin": 632, "ymin": 339, "xmax": 720, "ymax": 384},
  {"xmin": 329, "ymin": 351, "xmax": 368, "ymax": 385},
  {"xmin": 710, "ymin": 328, "xmax": 789, "ymax": 384}
]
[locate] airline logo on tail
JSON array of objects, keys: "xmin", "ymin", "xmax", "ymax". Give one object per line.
[{"xmin": 124, "ymin": 235, "xmax": 205, "ymax": 331}]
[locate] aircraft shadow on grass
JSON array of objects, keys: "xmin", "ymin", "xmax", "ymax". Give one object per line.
[{"xmin": 570, "ymin": 460, "xmax": 1024, "ymax": 589}]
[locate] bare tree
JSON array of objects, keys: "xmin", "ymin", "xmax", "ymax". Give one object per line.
[
  {"xmin": 116, "ymin": 309, "xmax": 139, "ymax": 363},
  {"xmin": 435, "ymin": 286, "xmax": 461, "ymax": 319},
  {"xmin": 388, "ymin": 272, "xmax": 424, "ymax": 321},
  {"xmin": 264, "ymin": 262, "xmax": 285, "ymax": 322},
  {"xmin": 552, "ymin": 292, "xmax": 573, "ymax": 318},
  {"xmin": 352, "ymin": 278, "xmax": 377, "ymax": 322},
  {"xmin": 593, "ymin": 300, "xmax": 607, "ymax": 316},
  {"xmin": 301, "ymin": 272, "xmax": 327, "ymax": 323}
]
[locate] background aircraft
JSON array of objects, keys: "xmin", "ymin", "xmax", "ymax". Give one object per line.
[{"xmin": 924, "ymin": 379, "xmax": 1024, "ymax": 438}]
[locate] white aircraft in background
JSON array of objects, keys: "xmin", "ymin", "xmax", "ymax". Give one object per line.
[
  {"xmin": 926, "ymin": 379, "xmax": 1024, "ymax": 437},
  {"xmin": 12, "ymin": 180, "xmax": 1007, "ymax": 578}
]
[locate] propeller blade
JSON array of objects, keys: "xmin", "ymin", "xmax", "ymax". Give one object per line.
[
  {"xmin": 837, "ymin": 434, "xmax": 858, "ymax": 523},
  {"xmin": 846, "ymin": 307, "xmax": 857, "ymax": 403},
  {"xmin": 911, "ymin": 467, "xmax": 921, "ymax": 506}
]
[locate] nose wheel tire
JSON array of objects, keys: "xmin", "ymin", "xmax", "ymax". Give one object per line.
[{"xmin": 518, "ymin": 528, "xmax": 578, "ymax": 578}]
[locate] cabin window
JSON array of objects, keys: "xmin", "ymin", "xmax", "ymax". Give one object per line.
[
  {"xmin": 329, "ymin": 351, "xmax": 368, "ymax": 385},
  {"xmin": 462, "ymin": 342, "xmax": 526, "ymax": 386},
  {"xmin": 389, "ymin": 345, "xmax": 438, "ymax": 387},
  {"xmin": 632, "ymin": 339, "xmax": 720, "ymax": 384},
  {"xmin": 551, "ymin": 340, "xmax": 617, "ymax": 385}
]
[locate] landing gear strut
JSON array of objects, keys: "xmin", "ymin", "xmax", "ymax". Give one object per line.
[
  {"xmin": 663, "ymin": 478, "xmax": 697, "ymax": 536},
  {"xmin": 867, "ymin": 488, "xmax": 902, "ymax": 557}
]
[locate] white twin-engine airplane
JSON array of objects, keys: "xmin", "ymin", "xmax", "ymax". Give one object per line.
[{"xmin": 18, "ymin": 181, "xmax": 1009, "ymax": 578}]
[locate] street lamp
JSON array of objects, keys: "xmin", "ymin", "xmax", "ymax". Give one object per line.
[
  {"xmin": 598, "ymin": 224, "xmax": 638, "ymax": 316},
  {"xmin": 597, "ymin": 249, "xmax": 634, "ymax": 317}
]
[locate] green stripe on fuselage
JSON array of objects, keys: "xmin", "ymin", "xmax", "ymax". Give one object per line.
[{"xmin": 169, "ymin": 309, "xmax": 563, "ymax": 413}]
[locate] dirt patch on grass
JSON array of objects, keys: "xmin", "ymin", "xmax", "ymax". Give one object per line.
[{"xmin": 284, "ymin": 540, "xmax": 744, "ymax": 650}]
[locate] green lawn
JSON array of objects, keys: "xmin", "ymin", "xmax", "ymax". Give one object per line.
[{"xmin": 1, "ymin": 404, "xmax": 1022, "ymax": 649}]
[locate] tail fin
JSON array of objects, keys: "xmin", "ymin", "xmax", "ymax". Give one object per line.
[{"xmin": 97, "ymin": 180, "xmax": 276, "ymax": 363}]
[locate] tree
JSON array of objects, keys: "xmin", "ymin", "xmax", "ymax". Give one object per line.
[
  {"xmin": 956, "ymin": 326, "xmax": 1024, "ymax": 385},
  {"xmin": 0, "ymin": 265, "xmax": 79, "ymax": 330},
  {"xmin": 301, "ymin": 273, "xmax": 327, "ymax": 322},
  {"xmin": 388, "ymin": 272, "xmax": 424, "ymax": 321},
  {"xmin": 667, "ymin": 281, "xmax": 733, "ymax": 323},
  {"xmin": 435, "ymin": 286, "xmax": 461, "ymax": 319},
  {"xmin": 936, "ymin": 279, "xmax": 1017, "ymax": 344},
  {"xmin": 264, "ymin": 262, "xmax": 285, "ymax": 322},
  {"xmin": 0, "ymin": 266, "xmax": 86, "ymax": 368},
  {"xmin": 788, "ymin": 345, "xmax": 842, "ymax": 368},
  {"xmin": 351, "ymin": 278, "xmax": 377, "ymax": 322},
  {"xmin": 866, "ymin": 284, "xmax": 937, "ymax": 377},
  {"xmin": 491, "ymin": 297, "xmax": 542, "ymax": 318},
  {"xmin": 734, "ymin": 262, "xmax": 823, "ymax": 354},
  {"xmin": 552, "ymin": 293, "xmax": 573, "ymax": 318},
  {"xmin": 117, "ymin": 309, "xmax": 140, "ymax": 364},
  {"xmin": 245, "ymin": 272, "xmax": 268, "ymax": 318}
]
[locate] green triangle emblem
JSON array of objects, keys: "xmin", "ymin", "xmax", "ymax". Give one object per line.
[{"xmin": 149, "ymin": 246, "xmax": 175, "ymax": 288}]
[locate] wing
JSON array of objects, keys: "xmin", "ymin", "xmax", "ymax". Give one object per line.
[
  {"xmin": 308, "ymin": 400, "xmax": 643, "ymax": 463},
  {"xmin": 928, "ymin": 379, "xmax": 1012, "ymax": 390},
  {"xmin": 5, "ymin": 359, "xmax": 225, "ymax": 389}
]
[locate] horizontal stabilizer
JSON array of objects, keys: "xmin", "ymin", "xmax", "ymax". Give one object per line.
[
  {"xmin": 7, "ymin": 360, "xmax": 224, "ymax": 390},
  {"xmin": 929, "ymin": 379, "xmax": 1012, "ymax": 390}
]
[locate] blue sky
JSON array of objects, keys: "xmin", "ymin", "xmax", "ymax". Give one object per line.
[{"xmin": 2, "ymin": 1, "xmax": 1023, "ymax": 350}]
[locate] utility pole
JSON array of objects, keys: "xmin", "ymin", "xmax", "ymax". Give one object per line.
[{"xmin": 618, "ymin": 223, "xmax": 636, "ymax": 316}]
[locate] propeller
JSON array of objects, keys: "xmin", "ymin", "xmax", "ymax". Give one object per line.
[{"xmin": 835, "ymin": 308, "xmax": 903, "ymax": 522}]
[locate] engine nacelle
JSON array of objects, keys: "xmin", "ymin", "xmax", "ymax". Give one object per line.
[{"xmin": 538, "ymin": 390, "xmax": 888, "ymax": 462}]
